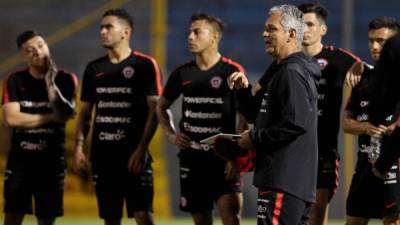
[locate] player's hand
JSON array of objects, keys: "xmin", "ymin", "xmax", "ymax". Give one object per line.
[
  {"xmin": 72, "ymin": 147, "xmax": 88, "ymax": 172},
  {"xmin": 363, "ymin": 122, "xmax": 387, "ymax": 138},
  {"xmin": 168, "ymin": 132, "xmax": 191, "ymax": 149},
  {"xmin": 385, "ymin": 122, "xmax": 399, "ymax": 135},
  {"xmin": 228, "ymin": 72, "xmax": 249, "ymax": 90},
  {"xmin": 128, "ymin": 145, "xmax": 147, "ymax": 174},
  {"xmin": 44, "ymin": 56, "xmax": 58, "ymax": 85},
  {"xmin": 238, "ymin": 130, "xmax": 254, "ymax": 150},
  {"xmin": 345, "ymin": 61, "xmax": 363, "ymax": 88},
  {"xmin": 224, "ymin": 160, "xmax": 239, "ymax": 180}
]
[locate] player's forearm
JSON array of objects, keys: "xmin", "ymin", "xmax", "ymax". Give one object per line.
[
  {"xmin": 46, "ymin": 81, "xmax": 76, "ymax": 118},
  {"xmin": 4, "ymin": 111, "xmax": 53, "ymax": 128},
  {"xmin": 155, "ymin": 98, "xmax": 176, "ymax": 137},
  {"xmin": 137, "ymin": 111, "xmax": 158, "ymax": 150},
  {"xmin": 136, "ymin": 97, "xmax": 159, "ymax": 150},
  {"xmin": 342, "ymin": 112, "xmax": 367, "ymax": 135},
  {"xmin": 74, "ymin": 103, "xmax": 93, "ymax": 151},
  {"xmin": 237, "ymin": 113, "xmax": 250, "ymax": 133}
]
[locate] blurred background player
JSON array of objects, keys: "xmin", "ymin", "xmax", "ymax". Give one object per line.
[
  {"xmin": 297, "ymin": 3, "xmax": 362, "ymax": 225},
  {"xmin": 156, "ymin": 13, "xmax": 247, "ymax": 225},
  {"xmin": 72, "ymin": 8, "xmax": 162, "ymax": 225},
  {"xmin": 2, "ymin": 30, "xmax": 77, "ymax": 225},
  {"xmin": 343, "ymin": 17, "xmax": 400, "ymax": 225}
]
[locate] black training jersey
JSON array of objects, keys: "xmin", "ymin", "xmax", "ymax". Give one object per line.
[
  {"xmin": 81, "ymin": 51, "xmax": 162, "ymax": 163},
  {"xmin": 163, "ymin": 57, "xmax": 245, "ymax": 151},
  {"xmin": 2, "ymin": 68, "xmax": 78, "ymax": 170},
  {"xmin": 315, "ymin": 46, "xmax": 360, "ymax": 156},
  {"xmin": 345, "ymin": 65, "xmax": 393, "ymax": 161}
]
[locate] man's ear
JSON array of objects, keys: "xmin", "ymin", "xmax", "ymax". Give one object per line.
[
  {"xmin": 288, "ymin": 28, "xmax": 297, "ymax": 42},
  {"xmin": 19, "ymin": 51, "xmax": 27, "ymax": 63},
  {"xmin": 321, "ymin": 23, "xmax": 327, "ymax": 36}
]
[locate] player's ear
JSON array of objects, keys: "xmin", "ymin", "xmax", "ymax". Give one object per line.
[
  {"xmin": 321, "ymin": 23, "xmax": 327, "ymax": 36},
  {"xmin": 19, "ymin": 49, "xmax": 28, "ymax": 63}
]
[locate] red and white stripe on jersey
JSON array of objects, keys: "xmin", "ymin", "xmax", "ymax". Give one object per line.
[
  {"xmin": 272, "ymin": 192, "xmax": 284, "ymax": 225},
  {"xmin": 60, "ymin": 69, "xmax": 79, "ymax": 100},
  {"xmin": 2, "ymin": 67, "xmax": 27, "ymax": 104},
  {"xmin": 324, "ymin": 45, "xmax": 362, "ymax": 62},
  {"xmin": 338, "ymin": 47, "xmax": 362, "ymax": 62},
  {"xmin": 133, "ymin": 51, "xmax": 163, "ymax": 95},
  {"xmin": 2, "ymin": 75, "xmax": 11, "ymax": 104},
  {"xmin": 221, "ymin": 57, "xmax": 246, "ymax": 73}
]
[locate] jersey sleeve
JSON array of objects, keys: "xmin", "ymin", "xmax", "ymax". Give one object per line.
[
  {"xmin": 2, "ymin": 74, "xmax": 19, "ymax": 104},
  {"xmin": 337, "ymin": 48, "xmax": 361, "ymax": 82},
  {"xmin": 57, "ymin": 71, "xmax": 78, "ymax": 102},
  {"xmin": 162, "ymin": 69, "xmax": 182, "ymax": 102},
  {"xmin": 145, "ymin": 58, "xmax": 163, "ymax": 96},
  {"xmin": 80, "ymin": 64, "xmax": 96, "ymax": 103}
]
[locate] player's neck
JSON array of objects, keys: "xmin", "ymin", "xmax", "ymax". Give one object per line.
[
  {"xmin": 28, "ymin": 66, "xmax": 46, "ymax": 79},
  {"xmin": 195, "ymin": 49, "xmax": 221, "ymax": 71},
  {"xmin": 303, "ymin": 43, "xmax": 323, "ymax": 57},
  {"xmin": 108, "ymin": 44, "xmax": 132, "ymax": 64}
]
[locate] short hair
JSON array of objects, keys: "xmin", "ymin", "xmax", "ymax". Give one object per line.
[
  {"xmin": 190, "ymin": 13, "xmax": 224, "ymax": 35},
  {"xmin": 269, "ymin": 5, "xmax": 304, "ymax": 48},
  {"xmin": 297, "ymin": 2, "xmax": 328, "ymax": 23},
  {"xmin": 103, "ymin": 8, "xmax": 134, "ymax": 29},
  {"xmin": 369, "ymin": 17, "xmax": 400, "ymax": 33},
  {"xmin": 16, "ymin": 30, "xmax": 41, "ymax": 49}
]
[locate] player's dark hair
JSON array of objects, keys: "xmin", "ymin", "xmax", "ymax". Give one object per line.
[
  {"xmin": 103, "ymin": 8, "xmax": 134, "ymax": 29},
  {"xmin": 190, "ymin": 13, "xmax": 224, "ymax": 35},
  {"xmin": 297, "ymin": 2, "xmax": 328, "ymax": 23},
  {"xmin": 16, "ymin": 30, "xmax": 41, "ymax": 49},
  {"xmin": 369, "ymin": 17, "xmax": 400, "ymax": 33}
]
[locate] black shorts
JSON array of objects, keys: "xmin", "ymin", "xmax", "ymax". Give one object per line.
[
  {"xmin": 316, "ymin": 150, "xmax": 340, "ymax": 201},
  {"xmin": 257, "ymin": 188, "xmax": 311, "ymax": 225},
  {"xmin": 178, "ymin": 150, "xmax": 243, "ymax": 213},
  {"xmin": 346, "ymin": 159, "xmax": 400, "ymax": 219},
  {"xmin": 92, "ymin": 162, "xmax": 154, "ymax": 220},
  {"xmin": 3, "ymin": 168, "xmax": 65, "ymax": 218}
]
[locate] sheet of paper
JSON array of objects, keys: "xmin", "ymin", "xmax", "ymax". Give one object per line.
[{"xmin": 200, "ymin": 133, "xmax": 241, "ymax": 145}]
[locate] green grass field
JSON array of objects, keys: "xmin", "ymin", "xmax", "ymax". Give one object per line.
[{"xmin": 7, "ymin": 216, "xmax": 383, "ymax": 225}]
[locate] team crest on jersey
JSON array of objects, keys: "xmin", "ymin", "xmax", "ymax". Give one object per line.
[
  {"xmin": 122, "ymin": 66, "xmax": 135, "ymax": 79},
  {"xmin": 210, "ymin": 76, "xmax": 223, "ymax": 89},
  {"xmin": 317, "ymin": 58, "xmax": 328, "ymax": 70}
]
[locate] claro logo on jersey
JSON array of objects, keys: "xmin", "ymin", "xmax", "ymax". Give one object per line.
[
  {"xmin": 20, "ymin": 140, "xmax": 47, "ymax": 151},
  {"xmin": 317, "ymin": 58, "xmax": 328, "ymax": 70},
  {"xmin": 210, "ymin": 76, "xmax": 223, "ymax": 89},
  {"xmin": 99, "ymin": 129, "xmax": 126, "ymax": 141},
  {"xmin": 122, "ymin": 66, "xmax": 135, "ymax": 79}
]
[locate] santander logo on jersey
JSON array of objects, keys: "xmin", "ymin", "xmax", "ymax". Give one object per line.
[{"xmin": 210, "ymin": 76, "xmax": 223, "ymax": 89}]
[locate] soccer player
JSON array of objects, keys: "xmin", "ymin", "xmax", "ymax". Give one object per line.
[
  {"xmin": 72, "ymin": 8, "xmax": 162, "ymax": 225},
  {"xmin": 156, "ymin": 13, "xmax": 247, "ymax": 225},
  {"xmin": 296, "ymin": 3, "xmax": 362, "ymax": 225},
  {"xmin": 343, "ymin": 17, "xmax": 400, "ymax": 225},
  {"xmin": 229, "ymin": 5, "xmax": 320, "ymax": 225},
  {"xmin": 2, "ymin": 30, "xmax": 77, "ymax": 225}
]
